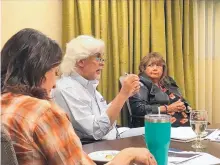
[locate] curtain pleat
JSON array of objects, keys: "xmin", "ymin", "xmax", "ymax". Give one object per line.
[
  {"xmin": 213, "ymin": 1, "xmax": 220, "ymax": 124},
  {"xmin": 182, "ymin": 0, "xmax": 195, "ymax": 107},
  {"xmin": 151, "ymin": 0, "xmax": 166, "ymax": 57}
]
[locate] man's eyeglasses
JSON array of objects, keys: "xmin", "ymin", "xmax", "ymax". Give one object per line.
[{"xmin": 95, "ymin": 57, "xmax": 105, "ymax": 63}]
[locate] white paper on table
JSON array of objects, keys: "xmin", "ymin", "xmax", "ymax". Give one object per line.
[
  {"xmin": 171, "ymin": 127, "xmax": 197, "ymax": 142},
  {"xmin": 168, "ymin": 152, "xmax": 220, "ymax": 165},
  {"xmin": 119, "ymin": 127, "xmax": 144, "ymax": 138},
  {"xmin": 205, "ymin": 129, "xmax": 220, "ymax": 142},
  {"xmin": 117, "ymin": 127, "xmax": 131, "ymax": 134},
  {"xmin": 168, "ymin": 151, "xmax": 201, "ymax": 164}
]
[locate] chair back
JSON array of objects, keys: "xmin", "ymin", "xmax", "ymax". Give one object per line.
[{"xmin": 1, "ymin": 126, "xmax": 19, "ymax": 165}]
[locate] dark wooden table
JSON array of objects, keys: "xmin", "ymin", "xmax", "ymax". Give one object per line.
[{"xmin": 83, "ymin": 124, "xmax": 220, "ymax": 158}]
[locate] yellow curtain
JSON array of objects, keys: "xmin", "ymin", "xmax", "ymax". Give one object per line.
[
  {"xmin": 165, "ymin": 0, "xmax": 195, "ymax": 108},
  {"xmin": 63, "ymin": 0, "xmax": 195, "ymax": 125},
  {"xmin": 194, "ymin": 0, "xmax": 220, "ymax": 124}
]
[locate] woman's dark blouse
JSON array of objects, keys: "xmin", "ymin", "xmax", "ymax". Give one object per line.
[{"xmin": 129, "ymin": 72, "xmax": 190, "ymax": 128}]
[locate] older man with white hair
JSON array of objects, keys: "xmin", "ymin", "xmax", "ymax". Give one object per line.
[{"xmin": 52, "ymin": 35, "xmax": 143, "ymax": 140}]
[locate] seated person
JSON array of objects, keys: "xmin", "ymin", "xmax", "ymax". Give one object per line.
[
  {"xmin": 1, "ymin": 29, "xmax": 156, "ymax": 165},
  {"xmin": 52, "ymin": 35, "xmax": 143, "ymax": 140},
  {"xmin": 129, "ymin": 52, "xmax": 191, "ymax": 128}
]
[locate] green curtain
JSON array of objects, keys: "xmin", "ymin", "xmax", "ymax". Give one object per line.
[{"xmin": 62, "ymin": 0, "xmax": 195, "ymax": 125}]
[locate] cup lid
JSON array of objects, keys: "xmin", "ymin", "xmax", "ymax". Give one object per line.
[{"xmin": 145, "ymin": 114, "xmax": 170, "ymax": 123}]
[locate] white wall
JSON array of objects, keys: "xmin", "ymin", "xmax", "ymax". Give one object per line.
[{"xmin": 1, "ymin": 0, "xmax": 62, "ymax": 49}]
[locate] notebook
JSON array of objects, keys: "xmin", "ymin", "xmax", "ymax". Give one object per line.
[{"xmin": 168, "ymin": 151, "xmax": 220, "ymax": 165}]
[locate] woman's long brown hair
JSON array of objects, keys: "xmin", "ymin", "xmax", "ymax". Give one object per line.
[{"xmin": 1, "ymin": 28, "xmax": 63, "ymax": 99}]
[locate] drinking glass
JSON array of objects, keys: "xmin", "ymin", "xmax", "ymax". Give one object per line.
[
  {"xmin": 145, "ymin": 114, "xmax": 171, "ymax": 165},
  {"xmin": 190, "ymin": 110, "xmax": 208, "ymax": 149}
]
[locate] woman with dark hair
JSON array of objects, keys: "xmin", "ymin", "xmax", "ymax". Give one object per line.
[
  {"xmin": 129, "ymin": 52, "xmax": 191, "ymax": 128},
  {"xmin": 1, "ymin": 29, "xmax": 156, "ymax": 165},
  {"xmin": 1, "ymin": 28, "xmax": 62, "ymax": 98}
]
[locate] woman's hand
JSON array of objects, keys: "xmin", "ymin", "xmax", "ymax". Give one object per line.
[
  {"xmin": 106, "ymin": 147, "xmax": 157, "ymax": 165},
  {"xmin": 167, "ymin": 99, "xmax": 186, "ymax": 112},
  {"xmin": 130, "ymin": 148, "xmax": 157, "ymax": 165}
]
